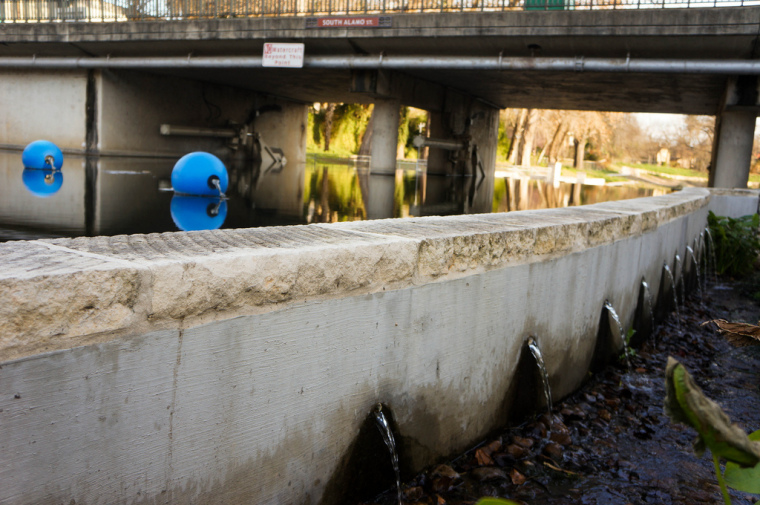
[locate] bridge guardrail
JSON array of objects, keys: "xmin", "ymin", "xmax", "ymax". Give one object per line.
[{"xmin": 1, "ymin": 0, "xmax": 757, "ymax": 24}]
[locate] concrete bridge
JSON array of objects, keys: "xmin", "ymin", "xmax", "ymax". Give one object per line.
[{"xmin": 1, "ymin": 4, "xmax": 759, "ymax": 192}]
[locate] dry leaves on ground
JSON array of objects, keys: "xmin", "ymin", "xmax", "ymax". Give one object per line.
[{"xmin": 702, "ymin": 319, "xmax": 760, "ymax": 347}]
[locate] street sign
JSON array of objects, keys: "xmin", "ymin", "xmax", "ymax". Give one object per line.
[
  {"xmin": 262, "ymin": 43, "xmax": 305, "ymax": 68},
  {"xmin": 305, "ymin": 16, "xmax": 392, "ymax": 28}
]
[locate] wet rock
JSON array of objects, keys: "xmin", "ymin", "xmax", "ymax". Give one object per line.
[
  {"xmin": 550, "ymin": 431, "xmax": 572, "ymax": 446},
  {"xmin": 543, "ymin": 442, "xmax": 563, "ymax": 459},
  {"xmin": 605, "ymin": 398, "xmax": 621, "ymax": 408},
  {"xmin": 633, "ymin": 427, "xmax": 654, "ymax": 440},
  {"xmin": 492, "ymin": 451, "xmax": 515, "ymax": 467},
  {"xmin": 538, "ymin": 414, "xmax": 553, "ymax": 429},
  {"xmin": 598, "ymin": 409, "xmax": 612, "ymax": 422},
  {"xmin": 527, "ymin": 422, "xmax": 548, "ymax": 439},
  {"xmin": 550, "ymin": 419, "xmax": 570, "ymax": 435},
  {"xmin": 470, "ymin": 467, "xmax": 507, "ymax": 482},
  {"xmin": 591, "ymin": 419, "xmax": 607, "ymax": 430}
]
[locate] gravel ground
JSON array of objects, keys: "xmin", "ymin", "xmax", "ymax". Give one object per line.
[{"xmin": 362, "ymin": 276, "xmax": 760, "ymax": 505}]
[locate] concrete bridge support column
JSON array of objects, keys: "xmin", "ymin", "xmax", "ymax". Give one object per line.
[
  {"xmin": 710, "ymin": 76, "xmax": 759, "ymax": 188},
  {"xmin": 369, "ymin": 98, "xmax": 401, "ymax": 175},
  {"xmin": 711, "ymin": 110, "xmax": 757, "ymax": 188}
]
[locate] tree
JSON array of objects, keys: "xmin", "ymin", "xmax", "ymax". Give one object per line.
[
  {"xmin": 506, "ymin": 109, "xmax": 529, "ymax": 165},
  {"xmin": 518, "ymin": 109, "xmax": 541, "ymax": 167}
]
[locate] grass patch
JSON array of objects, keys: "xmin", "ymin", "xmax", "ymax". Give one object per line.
[{"xmin": 616, "ymin": 162, "xmax": 708, "ymax": 179}]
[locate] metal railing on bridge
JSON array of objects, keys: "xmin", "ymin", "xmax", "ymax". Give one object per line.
[{"xmin": 1, "ymin": 0, "xmax": 756, "ymax": 23}]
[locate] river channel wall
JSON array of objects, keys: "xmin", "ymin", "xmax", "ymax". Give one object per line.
[{"xmin": 1, "ymin": 188, "xmax": 757, "ymax": 505}]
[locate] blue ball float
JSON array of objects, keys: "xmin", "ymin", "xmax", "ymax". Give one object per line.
[
  {"xmin": 22, "ymin": 140, "xmax": 63, "ymax": 170},
  {"xmin": 170, "ymin": 195, "xmax": 228, "ymax": 231},
  {"xmin": 171, "ymin": 152, "xmax": 229, "ymax": 196},
  {"xmin": 22, "ymin": 168, "xmax": 64, "ymax": 198}
]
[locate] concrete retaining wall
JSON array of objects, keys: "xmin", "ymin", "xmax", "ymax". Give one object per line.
[{"xmin": 0, "ymin": 188, "xmax": 757, "ymax": 505}]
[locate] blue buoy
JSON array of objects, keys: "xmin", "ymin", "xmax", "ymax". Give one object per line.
[
  {"xmin": 171, "ymin": 152, "xmax": 228, "ymax": 196},
  {"xmin": 22, "ymin": 168, "xmax": 64, "ymax": 198},
  {"xmin": 22, "ymin": 140, "xmax": 63, "ymax": 170},
  {"xmin": 170, "ymin": 195, "xmax": 227, "ymax": 231}
]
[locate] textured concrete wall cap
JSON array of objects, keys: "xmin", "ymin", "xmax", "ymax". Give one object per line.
[{"xmin": 0, "ymin": 188, "xmax": 710, "ymax": 361}]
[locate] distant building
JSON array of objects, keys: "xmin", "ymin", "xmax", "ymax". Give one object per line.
[{"xmin": 656, "ymin": 147, "xmax": 671, "ymax": 166}]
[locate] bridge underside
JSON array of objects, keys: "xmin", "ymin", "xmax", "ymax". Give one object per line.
[
  {"xmin": 146, "ymin": 67, "xmax": 727, "ymax": 115},
  {"xmin": 2, "ymin": 8, "xmax": 759, "ymax": 114},
  {"xmin": 1, "ymin": 7, "xmax": 759, "ymax": 186}
]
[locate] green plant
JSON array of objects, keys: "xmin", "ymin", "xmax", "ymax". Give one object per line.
[
  {"xmin": 475, "ymin": 498, "xmax": 521, "ymax": 505},
  {"xmin": 664, "ymin": 357, "xmax": 760, "ymax": 504},
  {"xmin": 620, "ymin": 328, "xmax": 638, "ymax": 362},
  {"xmin": 707, "ymin": 211, "xmax": 760, "ymax": 277}
]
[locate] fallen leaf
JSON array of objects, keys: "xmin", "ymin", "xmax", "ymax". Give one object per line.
[
  {"xmin": 512, "ymin": 436, "xmax": 534, "ymax": 449},
  {"xmin": 402, "ymin": 486, "xmax": 424, "ymax": 501},
  {"xmin": 484, "ymin": 439, "xmax": 502, "ymax": 454},
  {"xmin": 702, "ymin": 319, "xmax": 760, "ymax": 347},
  {"xmin": 429, "ymin": 464, "xmax": 461, "ymax": 493},
  {"xmin": 475, "ymin": 448, "xmax": 495, "ymax": 466},
  {"xmin": 430, "ymin": 464, "xmax": 460, "ymax": 480},
  {"xmin": 505, "ymin": 444, "xmax": 528, "ymax": 459},
  {"xmin": 509, "ymin": 468, "xmax": 526, "ymax": 485}
]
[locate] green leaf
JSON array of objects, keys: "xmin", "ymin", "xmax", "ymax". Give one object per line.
[
  {"xmin": 475, "ymin": 499, "xmax": 522, "ymax": 505},
  {"xmin": 664, "ymin": 357, "xmax": 760, "ymax": 466},
  {"xmin": 707, "ymin": 212, "xmax": 760, "ymax": 276},
  {"xmin": 725, "ymin": 430, "xmax": 760, "ymax": 494}
]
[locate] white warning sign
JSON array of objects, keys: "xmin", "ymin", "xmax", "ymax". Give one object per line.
[{"xmin": 262, "ymin": 43, "xmax": 305, "ymax": 68}]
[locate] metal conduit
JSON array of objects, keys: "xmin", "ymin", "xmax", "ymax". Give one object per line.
[{"xmin": 1, "ymin": 55, "xmax": 760, "ymax": 74}]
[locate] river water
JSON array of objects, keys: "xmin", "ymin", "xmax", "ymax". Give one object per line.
[{"xmin": 0, "ymin": 150, "xmax": 660, "ymax": 241}]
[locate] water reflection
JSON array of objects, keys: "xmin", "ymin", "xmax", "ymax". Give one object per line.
[
  {"xmin": 0, "ymin": 149, "xmax": 662, "ymax": 241},
  {"xmin": 22, "ymin": 168, "xmax": 64, "ymax": 198},
  {"xmin": 170, "ymin": 195, "xmax": 228, "ymax": 231},
  {"xmin": 304, "ymin": 157, "xmax": 497, "ymax": 223},
  {"xmin": 492, "ymin": 175, "xmax": 661, "ymax": 212}
]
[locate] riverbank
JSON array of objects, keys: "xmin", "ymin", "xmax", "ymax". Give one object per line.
[{"xmin": 365, "ymin": 275, "xmax": 760, "ymax": 505}]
